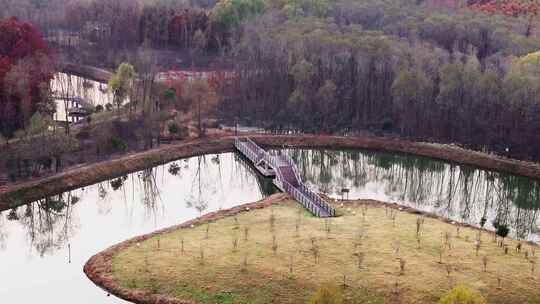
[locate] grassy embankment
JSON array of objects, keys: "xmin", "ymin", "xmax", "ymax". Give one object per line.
[{"xmin": 111, "ymin": 200, "xmax": 540, "ymax": 304}]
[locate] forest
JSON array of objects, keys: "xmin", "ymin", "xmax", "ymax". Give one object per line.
[
  {"xmin": 2, "ymin": 0, "xmax": 540, "ymax": 165},
  {"xmin": 2, "ymin": 1, "xmax": 540, "ymax": 303},
  {"xmin": 222, "ymin": 0, "xmax": 540, "ymax": 160},
  {"xmin": 0, "ymin": 17, "xmax": 55, "ymax": 135}
]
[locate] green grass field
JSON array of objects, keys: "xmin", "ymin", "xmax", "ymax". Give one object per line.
[{"xmin": 112, "ymin": 200, "xmax": 540, "ymax": 304}]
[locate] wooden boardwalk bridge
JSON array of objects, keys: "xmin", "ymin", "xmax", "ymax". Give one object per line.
[{"xmin": 234, "ymin": 138, "xmax": 336, "ymax": 217}]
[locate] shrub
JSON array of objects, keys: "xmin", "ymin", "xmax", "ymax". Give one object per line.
[
  {"xmin": 168, "ymin": 122, "xmax": 188, "ymax": 138},
  {"xmin": 110, "ymin": 177, "xmax": 125, "ymax": 190},
  {"xmin": 168, "ymin": 163, "xmax": 181, "ymax": 175},
  {"xmin": 289, "ymin": 253, "xmax": 295, "ymax": 273},
  {"xmin": 272, "ymin": 235, "xmax": 278, "ymax": 255},
  {"xmin": 496, "ymin": 224, "xmax": 510, "ymax": 239},
  {"xmin": 232, "ymin": 236, "xmax": 238, "ymax": 252},
  {"xmin": 399, "ymin": 258, "xmax": 406, "ymax": 275},
  {"xmin": 6, "ymin": 159, "xmax": 17, "ymax": 181},
  {"xmin": 479, "ymin": 217, "xmax": 487, "ymax": 228},
  {"xmin": 241, "ymin": 254, "xmax": 248, "ymax": 272},
  {"xmin": 148, "ymin": 277, "xmax": 160, "ymax": 294},
  {"xmin": 95, "ymin": 105, "xmax": 104, "ymax": 113},
  {"xmin": 438, "ymin": 285, "xmax": 487, "ymax": 304},
  {"xmin": 168, "ymin": 122, "xmax": 179, "ymax": 134},
  {"xmin": 416, "ymin": 216, "xmax": 424, "ymax": 238},
  {"xmin": 163, "ymin": 88, "xmax": 176, "ymax": 103},
  {"xmin": 269, "ymin": 211, "xmax": 276, "ymax": 230},
  {"xmin": 8, "ymin": 208, "xmax": 19, "ymax": 220},
  {"xmin": 111, "ymin": 137, "xmax": 128, "ymax": 152},
  {"xmin": 382, "ymin": 118, "xmax": 393, "ymax": 131},
  {"xmin": 244, "ymin": 226, "xmax": 249, "ymax": 241},
  {"xmin": 199, "ymin": 246, "xmax": 205, "ymax": 265},
  {"xmin": 307, "ymin": 283, "xmax": 343, "ymax": 304}
]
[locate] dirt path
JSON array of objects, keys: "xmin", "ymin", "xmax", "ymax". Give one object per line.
[{"xmin": 1, "ymin": 133, "xmax": 540, "ymax": 209}]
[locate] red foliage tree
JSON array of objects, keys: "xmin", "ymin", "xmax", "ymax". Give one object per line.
[
  {"xmin": 470, "ymin": 0, "xmax": 540, "ymax": 18},
  {"xmin": 469, "ymin": 0, "xmax": 540, "ymax": 36},
  {"xmin": 0, "ymin": 17, "xmax": 54, "ymax": 136}
]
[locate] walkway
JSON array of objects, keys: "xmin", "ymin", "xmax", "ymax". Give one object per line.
[{"xmin": 234, "ymin": 137, "xmax": 336, "ymax": 217}]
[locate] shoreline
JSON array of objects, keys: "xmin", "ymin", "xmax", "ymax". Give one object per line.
[
  {"xmin": 84, "ymin": 193, "xmax": 291, "ymax": 304},
  {"xmin": 84, "ymin": 194, "xmax": 539, "ymax": 304},
  {"xmin": 60, "ymin": 62, "xmax": 113, "ymax": 83},
  {"xmin": 2, "ymin": 133, "xmax": 540, "ymax": 210}
]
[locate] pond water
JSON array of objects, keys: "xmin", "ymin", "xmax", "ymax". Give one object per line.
[
  {"xmin": 0, "ymin": 149, "xmax": 538, "ymax": 303},
  {"xmin": 51, "ymin": 73, "xmax": 113, "ymax": 123},
  {"xmin": 0, "ymin": 153, "xmax": 266, "ymax": 303},
  {"xmin": 289, "ymin": 149, "xmax": 540, "ymax": 242}
]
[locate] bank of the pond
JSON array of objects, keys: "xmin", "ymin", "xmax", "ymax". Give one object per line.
[
  {"xmin": 84, "ymin": 193, "xmax": 291, "ymax": 304},
  {"xmin": 61, "ymin": 62, "xmax": 113, "ymax": 83},
  {"xmin": 0, "ymin": 135, "xmax": 234, "ymax": 210},
  {"xmin": 2, "ymin": 134, "xmax": 540, "ymax": 210},
  {"xmin": 85, "ymin": 194, "xmax": 540, "ymax": 304}
]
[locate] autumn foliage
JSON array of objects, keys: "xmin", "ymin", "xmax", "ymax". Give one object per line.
[
  {"xmin": 0, "ymin": 17, "xmax": 54, "ymax": 136},
  {"xmin": 469, "ymin": 0, "xmax": 540, "ymax": 18}
]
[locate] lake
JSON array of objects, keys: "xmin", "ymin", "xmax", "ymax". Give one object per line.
[
  {"xmin": 51, "ymin": 73, "xmax": 113, "ymax": 123},
  {"xmin": 0, "ymin": 149, "xmax": 538, "ymax": 303}
]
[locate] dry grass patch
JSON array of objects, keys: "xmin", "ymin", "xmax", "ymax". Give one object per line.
[{"xmin": 112, "ymin": 201, "xmax": 540, "ymax": 304}]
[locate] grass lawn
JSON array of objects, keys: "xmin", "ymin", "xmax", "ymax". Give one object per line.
[{"xmin": 112, "ymin": 200, "xmax": 540, "ymax": 304}]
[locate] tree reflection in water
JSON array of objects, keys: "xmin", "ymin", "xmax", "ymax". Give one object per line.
[
  {"xmin": 186, "ymin": 156, "xmax": 211, "ymax": 215},
  {"xmin": 5, "ymin": 192, "xmax": 78, "ymax": 257},
  {"xmin": 234, "ymin": 153, "xmax": 276, "ymax": 197},
  {"xmin": 139, "ymin": 168, "xmax": 162, "ymax": 215},
  {"xmin": 1, "ymin": 150, "xmax": 538, "ymax": 256},
  {"xmin": 183, "ymin": 154, "xmax": 276, "ymax": 215},
  {"xmin": 0, "ymin": 213, "xmax": 7, "ymax": 250},
  {"xmin": 288, "ymin": 149, "xmax": 540, "ymax": 241}
]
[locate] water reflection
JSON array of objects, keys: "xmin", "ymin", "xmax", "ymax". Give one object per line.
[
  {"xmin": 0, "ymin": 149, "xmax": 539, "ymax": 303},
  {"xmin": 0, "ymin": 153, "xmax": 265, "ymax": 303},
  {"xmin": 0, "ymin": 213, "xmax": 7, "ymax": 250},
  {"xmin": 51, "ymin": 73, "xmax": 113, "ymax": 122},
  {"xmin": 11, "ymin": 194, "xmax": 79, "ymax": 257},
  {"xmin": 235, "ymin": 153, "xmax": 277, "ymax": 197},
  {"xmin": 286, "ymin": 149, "xmax": 540, "ymax": 242}
]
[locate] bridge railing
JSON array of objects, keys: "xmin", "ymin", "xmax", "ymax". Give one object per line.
[
  {"xmin": 234, "ymin": 138, "xmax": 261, "ymax": 164},
  {"xmin": 262, "ymin": 153, "xmax": 278, "ymax": 169},
  {"xmin": 273, "ymin": 164, "xmax": 286, "ymax": 187},
  {"xmin": 299, "ymin": 185, "xmax": 336, "ymax": 217},
  {"xmin": 236, "ymin": 137, "xmax": 336, "ymax": 217},
  {"xmin": 245, "ymin": 138, "xmax": 266, "ymax": 159},
  {"xmin": 274, "ymin": 155, "xmax": 336, "ymax": 216},
  {"xmin": 236, "ymin": 138, "xmax": 268, "ymax": 164},
  {"xmin": 282, "ymin": 180, "xmax": 322, "ymax": 217},
  {"xmin": 278, "ymin": 154, "xmax": 302, "ymax": 184}
]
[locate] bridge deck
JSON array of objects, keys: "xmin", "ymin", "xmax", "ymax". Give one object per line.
[{"xmin": 234, "ymin": 138, "xmax": 336, "ymax": 218}]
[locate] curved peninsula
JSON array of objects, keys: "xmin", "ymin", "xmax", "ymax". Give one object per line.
[{"xmin": 84, "ymin": 194, "xmax": 540, "ymax": 304}]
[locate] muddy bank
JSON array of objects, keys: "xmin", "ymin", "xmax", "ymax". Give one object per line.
[
  {"xmin": 61, "ymin": 62, "xmax": 113, "ymax": 83},
  {"xmin": 83, "ymin": 193, "xmax": 290, "ymax": 304},
  {"xmin": 250, "ymin": 135, "xmax": 540, "ymax": 179},
  {"xmin": 0, "ymin": 136, "xmax": 235, "ymax": 210},
  {"xmin": 2, "ymin": 133, "xmax": 540, "ymax": 209}
]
